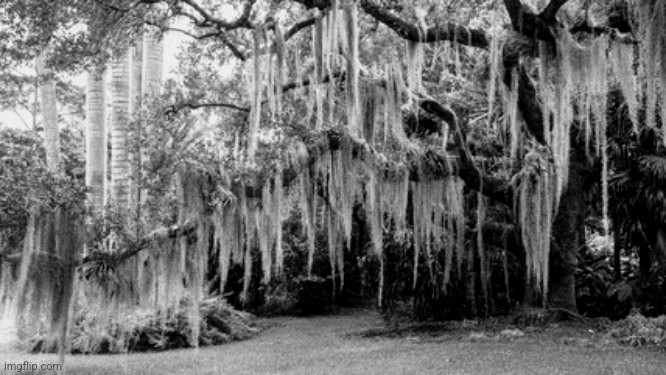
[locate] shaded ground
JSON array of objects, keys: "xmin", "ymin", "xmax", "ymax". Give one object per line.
[{"xmin": 1, "ymin": 309, "xmax": 665, "ymax": 374}]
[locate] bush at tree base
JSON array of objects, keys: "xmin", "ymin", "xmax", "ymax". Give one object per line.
[{"xmin": 22, "ymin": 297, "xmax": 258, "ymax": 354}]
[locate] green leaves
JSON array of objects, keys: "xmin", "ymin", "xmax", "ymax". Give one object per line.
[{"xmin": 0, "ymin": 128, "xmax": 86, "ymax": 253}]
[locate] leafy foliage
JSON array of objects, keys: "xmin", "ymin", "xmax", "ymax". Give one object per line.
[
  {"xmin": 608, "ymin": 311, "xmax": 666, "ymax": 348},
  {"xmin": 25, "ymin": 297, "xmax": 258, "ymax": 354},
  {"xmin": 607, "ymin": 92, "xmax": 666, "ymax": 299},
  {"xmin": 0, "ymin": 128, "xmax": 86, "ymax": 253}
]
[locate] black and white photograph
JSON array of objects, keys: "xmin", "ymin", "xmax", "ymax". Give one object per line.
[{"xmin": 0, "ymin": 0, "xmax": 666, "ymax": 373}]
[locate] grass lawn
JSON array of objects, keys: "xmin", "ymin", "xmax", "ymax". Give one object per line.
[{"xmin": 1, "ymin": 310, "xmax": 665, "ymax": 374}]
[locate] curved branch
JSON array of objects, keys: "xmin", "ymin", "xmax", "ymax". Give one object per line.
[
  {"xmin": 359, "ymin": 0, "xmax": 490, "ymax": 48},
  {"xmin": 284, "ymin": 17, "xmax": 318, "ymax": 41},
  {"xmin": 80, "ymin": 219, "xmax": 199, "ymax": 267},
  {"xmin": 541, "ymin": 0, "xmax": 570, "ymax": 22},
  {"xmin": 502, "ymin": 0, "xmax": 556, "ymax": 44},
  {"xmin": 420, "ymin": 99, "xmax": 513, "ymax": 205},
  {"xmin": 180, "ymin": 0, "xmax": 254, "ymax": 30},
  {"xmin": 501, "ymin": 35, "xmax": 547, "ymax": 145}
]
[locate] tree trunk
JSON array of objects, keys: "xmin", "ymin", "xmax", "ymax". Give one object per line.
[
  {"xmin": 548, "ymin": 145, "xmax": 588, "ymax": 311},
  {"xmin": 85, "ymin": 66, "xmax": 106, "ymax": 211},
  {"xmin": 35, "ymin": 50, "xmax": 59, "ymax": 170},
  {"xmin": 110, "ymin": 51, "xmax": 131, "ymax": 208},
  {"xmin": 139, "ymin": 27, "xmax": 163, "ymax": 207},
  {"xmin": 142, "ymin": 27, "xmax": 163, "ymax": 95},
  {"xmin": 128, "ymin": 38, "xmax": 143, "ymax": 212}
]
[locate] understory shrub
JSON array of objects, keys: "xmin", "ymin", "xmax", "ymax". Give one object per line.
[
  {"xmin": 260, "ymin": 276, "xmax": 334, "ymax": 316},
  {"xmin": 607, "ymin": 310, "xmax": 666, "ymax": 348},
  {"xmin": 24, "ymin": 297, "xmax": 258, "ymax": 354},
  {"xmin": 574, "ymin": 233, "xmax": 666, "ymax": 319}
]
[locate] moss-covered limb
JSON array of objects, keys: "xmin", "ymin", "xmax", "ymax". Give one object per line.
[
  {"xmin": 502, "ymin": 0, "xmax": 556, "ymax": 44},
  {"xmin": 359, "ymin": 0, "xmax": 490, "ymax": 48},
  {"xmin": 420, "ymin": 99, "xmax": 513, "ymax": 206},
  {"xmin": 79, "ymin": 218, "xmax": 199, "ymax": 267},
  {"xmin": 245, "ymin": 129, "xmax": 455, "ymax": 197},
  {"xmin": 291, "ymin": 0, "xmax": 490, "ymax": 48},
  {"xmin": 164, "ymin": 71, "xmax": 344, "ymax": 117},
  {"xmin": 500, "ymin": 35, "xmax": 547, "ymax": 146},
  {"xmin": 178, "ymin": 0, "xmax": 255, "ymax": 30},
  {"xmin": 283, "ymin": 17, "xmax": 318, "ymax": 42}
]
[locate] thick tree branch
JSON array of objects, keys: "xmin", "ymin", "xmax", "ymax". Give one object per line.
[
  {"xmin": 359, "ymin": 0, "xmax": 490, "ymax": 48},
  {"xmin": 501, "ymin": 35, "xmax": 547, "ymax": 145},
  {"xmin": 80, "ymin": 219, "xmax": 199, "ymax": 267},
  {"xmin": 420, "ymin": 99, "xmax": 513, "ymax": 205},
  {"xmin": 541, "ymin": 0, "xmax": 570, "ymax": 22},
  {"xmin": 167, "ymin": 26, "xmax": 248, "ymax": 60},
  {"xmin": 165, "ymin": 70, "xmax": 344, "ymax": 117},
  {"xmin": 569, "ymin": 22, "xmax": 637, "ymax": 44},
  {"xmin": 165, "ymin": 102, "xmax": 250, "ymax": 116},
  {"xmin": 284, "ymin": 17, "xmax": 317, "ymax": 41},
  {"xmin": 180, "ymin": 0, "xmax": 255, "ymax": 30},
  {"xmin": 502, "ymin": 0, "xmax": 556, "ymax": 44}
]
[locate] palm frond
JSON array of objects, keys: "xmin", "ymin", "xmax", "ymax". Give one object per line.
[{"xmin": 638, "ymin": 155, "xmax": 666, "ymax": 186}]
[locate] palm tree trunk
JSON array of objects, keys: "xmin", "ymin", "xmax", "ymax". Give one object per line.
[
  {"xmin": 142, "ymin": 27, "xmax": 163, "ymax": 94},
  {"xmin": 110, "ymin": 51, "xmax": 131, "ymax": 208},
  {"xmin": 35, "ymin": 50, "xmax": 59, "ymax": 170},
  {"xmin": 85, "ymin": 65, "xmax": 107, "ymax": 211},
  {"xmin": 139, "ymin": 26, "xmax": 163, "ymax": 209},
  {"xmin": 129, "ymin": 39, "xmax": 143, "ymax": 212}
]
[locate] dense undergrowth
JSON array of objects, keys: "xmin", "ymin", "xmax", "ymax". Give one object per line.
[{"xmin": 23, "ymin": 297, "xmax": 258, "ymax": 354}]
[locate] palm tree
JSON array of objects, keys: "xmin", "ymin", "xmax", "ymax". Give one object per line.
[
  {"xmin": 85, "ymin": 65, "xmax": 106, "ymax": 211},
  {"xmin": 110, "ymin": 51, "xmax": 131, "ymax": 208},
  {"xmin": 608, "ymin": 90, "xmax": 666, "ymax": 294},
  {"xmin": 35, "ymin": 49, "xmax": 59, "ymax": 170},
  {"xmin": 138, "ymin": 26, "xmax": 163, "ymax": 208},
  {"xmin": 129, "ymin": 39, "xmax": 143, "ymax": 212},
  {"xmin": 142, "ymin": 27, "xmax": 163, "ymax": 94}
]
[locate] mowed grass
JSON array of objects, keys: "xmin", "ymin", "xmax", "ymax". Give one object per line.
[{"xmin": 1, "ymin": 310, "xmax": 665, "ymax": 375}]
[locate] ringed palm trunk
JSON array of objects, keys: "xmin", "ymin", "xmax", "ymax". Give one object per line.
[
  {"xmin": 137, "ymin": 27, "xmax": 163, "ymax": 306},
  {"xmin": 110, "ymin": 51, "xmax": 131, "ymax": 208},
  {"xmin": 85, "ymin": 66, "xmax": 106, "ymax": 211},
  {"xmin": 129, "ymin": 38, "xmax": 143, "ymax": 212},
  {"xmin": 35, "ymin": 50, "xmax": 59, "ymax": 170},
  {"xmin": 142, "ymin": 27, "xmax": 164, "ymax": 95}
]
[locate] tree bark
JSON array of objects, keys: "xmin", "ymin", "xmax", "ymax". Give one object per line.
[
  {"xmin": 110, "ymin": 51, "xmax": 131, "ymax": 208},
  {"xmin": 142, "ymin": 27, "xmax": 163, "ymax": 95},
  {"xmin": 139, "ymin": 26, "xmax": 164, "ymax": 208},
  {"xmin": 548, "ymin": 145, "xmax": 587, "ymax": 311},
  {"xmin": 35, "ymin": 49, "xmax": 59, "ymax": 171},
  {"xmin": 85, "ymin": 65, "xmax": 106, "ymax": 211},
  {"xmin": 129, "ymin": 37, "xmax": 143, "ymax": 212}
]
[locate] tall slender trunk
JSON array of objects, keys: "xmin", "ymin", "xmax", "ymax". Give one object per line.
[
  {"xmin": 142, "ymin": 27, "xmax": 163, "ymax": 95},
  {"xmin": 85, "ymin": 66, "xmax": 106, "ymax": 211},
  {"xmin": 129, "ymin": 39, "xmax": 143, "ymax": 213},
  {"xmin": 140, "ymin": 26, "xmax": 163, "ymax": 207},
  {"xmin": 110, "ymin": 51, "xmax": 131, "ymax": 208},
  {"xmin": 35, "ymin": 50, "xmax": 59, "ymax": 170}
]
